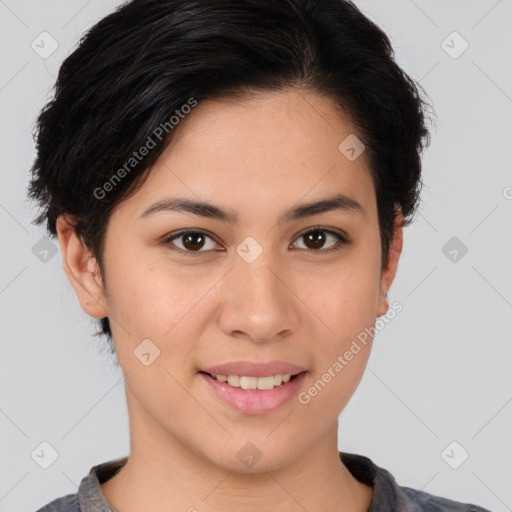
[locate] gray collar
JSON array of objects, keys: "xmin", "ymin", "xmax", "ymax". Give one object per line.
[{"xmin": 77, "ymin": 452, "xmax": 396, "ymax": 512}]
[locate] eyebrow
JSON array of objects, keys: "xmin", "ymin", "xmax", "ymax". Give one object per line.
[{"xmin": 139, "ymin": 193, "xmax": 364, "ymax": 224}]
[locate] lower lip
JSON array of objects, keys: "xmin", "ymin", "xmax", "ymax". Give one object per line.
[{"xmin": 199, "ymin": 371, "xmax": 307, "ymax": 415}]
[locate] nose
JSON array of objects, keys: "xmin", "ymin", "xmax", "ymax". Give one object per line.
[{"xmin": 217, "ymin": 248, "xmax": 300, "ymax": 343}]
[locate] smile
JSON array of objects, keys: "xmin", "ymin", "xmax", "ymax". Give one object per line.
[
  {"xmin": 199, "ymin": 370, "xmax": 307, "ymax": 414},
  {"xmin": 204, "ymin": 372, "xmax": 300, "ymax": 390}
]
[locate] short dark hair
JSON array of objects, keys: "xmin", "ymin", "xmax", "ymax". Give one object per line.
[{"xmin": 28, "ymin": 0, "xmax": 434, "ymax": 345}]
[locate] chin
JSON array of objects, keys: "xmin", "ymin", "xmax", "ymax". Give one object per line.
[{"xmin": 201, "ymin": 442, "xmax": 293, "ymax": 474}]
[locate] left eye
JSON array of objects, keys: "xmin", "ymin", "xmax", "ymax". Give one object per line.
[
  {"xmin": 163, "ymin": 228, "xmax": 349, "ymax": 256},
  {"xmin": 292, "ymin": 228, "xmax": 348, "ymax": 252}
]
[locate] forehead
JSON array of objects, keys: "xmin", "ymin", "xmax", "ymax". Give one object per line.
[
  {"xmin": 169, "ymin": 89, "xmax": 363, "ymax": 165},
  {"xmin": 115, "ymin": 89, "xmax": 376, "ymax": 224}
]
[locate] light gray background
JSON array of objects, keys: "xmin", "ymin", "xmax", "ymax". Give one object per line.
[{"xmin": 1, "ymin": 1, "xmax": 511, "ymax": 511}]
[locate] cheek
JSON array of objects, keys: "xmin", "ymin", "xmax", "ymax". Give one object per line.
[
  {"xmin": 103, "ymin": 242, "xmax": 214, "ymax": 339},
  {"xmin": 298, "ymin": 260, "xmax": 380, "ymax": 401},
  {"xmin": 295, "ymin": 248, "xmax": 380, "ymax": 413},
  {"xmin": 306, "ymin": 274, "xmax": 376, "ymax": 388},
  {"xmin": 297, "ymin": 349, "xmax": 370, "ymax": 432},
  {"xmin": 300, "ymin": 250, "xmax": 381, "ymax": 334}
]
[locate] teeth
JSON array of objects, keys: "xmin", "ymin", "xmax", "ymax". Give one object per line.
[
  {"xmin": 212, "ymin": 373, "xmax": 295, "ymax": 390},
  {"xmin": 227, "ymin": 375, "xmax": 240, "ymax": 387}
]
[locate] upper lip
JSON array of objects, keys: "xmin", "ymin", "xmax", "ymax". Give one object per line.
[{"xmin": 201, "ymin": 360, "xmax": 307, "ymax": 377}]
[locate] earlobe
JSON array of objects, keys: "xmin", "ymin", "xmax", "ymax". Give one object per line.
[
  {"xmin": 377, "ymin": 207, "xmax": 404, "ymax": 317},
  {"xmin": 55, "ymin": 214, "xmax": 108, "ymax": 319}
]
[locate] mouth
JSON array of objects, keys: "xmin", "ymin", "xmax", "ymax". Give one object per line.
[
  {"xmin": 198, "ymin": 369, "xmax": 308, "ymax": 414},
  {"xmin": 199, "ymin": 371, "xmax": 304, "ymax": 391}
]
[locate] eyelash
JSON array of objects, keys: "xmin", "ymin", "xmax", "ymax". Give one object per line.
[{"xmin": 162, "ymin": 227, "xmax": 351, "ymax": 257}]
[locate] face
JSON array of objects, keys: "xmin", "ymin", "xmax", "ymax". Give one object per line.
[{"xmin": 58, "ymin": 88, "xmax": 402, "ymax": 472}]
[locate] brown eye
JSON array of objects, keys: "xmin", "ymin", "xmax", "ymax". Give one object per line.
[
  {"xmin": 303, "ymin": 230, "xmax": 328, "ymax": 250},
  {"xmin": 292, "ymin": 228, "xmax": 350, "ymax": 253},
  {"xmin": 164, "ymin": 230, "xmax": 219, "ymax": 255},
  {"xmin": 181, "ymin": 232, "xmax": 207, "ymax": 251},
  {"xmin": 163, "ymin": 227, "xmax": 350, "ymax": 257}
]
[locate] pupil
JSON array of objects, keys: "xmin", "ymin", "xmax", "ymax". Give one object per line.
[
  {"xmin": 184, "ymin": 233, "xmax": 204, "ymax": 250},
  {"xmin": 306, "ymin": 231, "xmax": 325, "ymax": 249}
]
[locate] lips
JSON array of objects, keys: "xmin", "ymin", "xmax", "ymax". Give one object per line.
[
  {"xmin": 200, "ymin": 360, "xmax": 307, "ymax": 378},
  {"xmin": 199, "ymin": 368, "xmax": 308, "ymax": 414},
  {"xmin": 198, "ymin": 360, "xmax": 308, "ymax": 414}
]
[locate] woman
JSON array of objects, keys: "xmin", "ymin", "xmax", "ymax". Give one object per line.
[{"xmin": 28, "ymin": 0, "xmax": 492, "ymax": 511}]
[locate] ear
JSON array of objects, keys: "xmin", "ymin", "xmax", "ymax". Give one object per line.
[
  {"xmin": 55, "ymin": 214, "xmax": 108, "ymax": 319},
  {"xmin": 377, "ymin": 207, "xmax": 404, "ymax": 317}
]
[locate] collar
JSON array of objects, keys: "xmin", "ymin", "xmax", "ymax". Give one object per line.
[{"xmin": 77, "ymin": 451, "xmax": 400, "ymax": 512}]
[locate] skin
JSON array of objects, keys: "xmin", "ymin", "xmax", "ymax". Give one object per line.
[{"xmin": 56, "ymin": 88, "xmax": 403, "ymax": 512}]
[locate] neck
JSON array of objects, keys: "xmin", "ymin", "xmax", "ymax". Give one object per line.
[{"xmin": 100, "ymin": 388, "xmax": 373, "ymax": 512}]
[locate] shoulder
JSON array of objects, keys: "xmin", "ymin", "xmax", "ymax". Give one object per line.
[
  {"xmin": 33, "ymin": 492, "xmax": 79, "ymax": 512},
  {"xmin": 339, "ymin": 451, "xmax": 494, "ymax": 512},
  {"xmin": 398, "ymin": 485, "xmax": 493, "ymax": 512},
  {"xmin": 33, "ymin": 456, "xmax": 127, "ymax": 512}
]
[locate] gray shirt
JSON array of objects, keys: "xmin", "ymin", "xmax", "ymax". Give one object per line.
[{"xmin": 34, "ymin": 452, "xmax": 493, "ymax": 512}]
